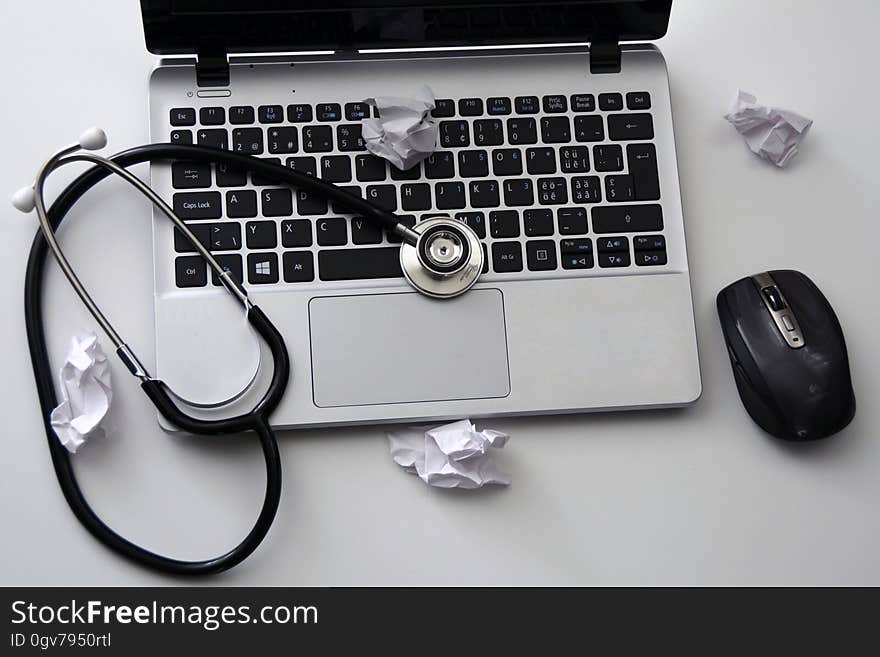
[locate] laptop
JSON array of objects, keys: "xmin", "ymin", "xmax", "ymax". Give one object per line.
[{"xmin": 142, "ymin": 0, "xmax": 701, "ymax": 429}]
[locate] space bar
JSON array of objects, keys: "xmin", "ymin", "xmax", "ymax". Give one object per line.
[{"xmin": 318, "ymin": 247, "xmax": 403, "ymax": 281}]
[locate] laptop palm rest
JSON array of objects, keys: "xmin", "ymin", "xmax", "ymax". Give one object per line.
[{"xmin": 308, "ymin": 289, "xmax": 510, "ymax": 408}]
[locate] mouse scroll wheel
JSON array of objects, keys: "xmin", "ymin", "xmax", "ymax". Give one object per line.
[{"xmin": 761, "ymin": 285, "xmax": 787, "ymax": 312}]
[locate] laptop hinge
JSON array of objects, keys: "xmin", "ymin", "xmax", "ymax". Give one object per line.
[
  {"xmin": 589, "ymin": 38, "xmax": 621, "ymax": 74},
  {"xmin": 196, "ymin": 48, "xmax": 230, "ymax": 87}
]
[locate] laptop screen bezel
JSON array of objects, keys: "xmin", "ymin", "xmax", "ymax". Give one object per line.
[{"xmin": 140, "ymin": 1, "xmax": 674, "ymax": 55}]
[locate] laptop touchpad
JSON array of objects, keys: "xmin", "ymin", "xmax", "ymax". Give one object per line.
[{"xmin": 309, "ymin": 289, "xmax": 510, "ymax": 408}]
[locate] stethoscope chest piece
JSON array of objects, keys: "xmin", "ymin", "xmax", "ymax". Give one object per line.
[{"xmin": 400, "ymin": 216, "xmax": 484, "ymax": 298}]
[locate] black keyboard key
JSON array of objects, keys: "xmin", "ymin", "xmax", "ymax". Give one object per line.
[
  {"xmin": 175, "ymin": 256, "xmax": 206, "ymax": 287},
  {"xmin": 599, "ymin": 251, "xmax": 630, "ymax": 268},
  {"xmin": 296, "ymin": 189, "xmax": 328, "ymax": 215},
  {"xmin": 514, "ymin": 96, "xmax": 540, "ymax": 114},
  {"xmin": 570, "ymin": 94, "xmax": 596, "ymax": 112},
  {"xmin": 232, "ymin": 128, "xmax": 264, "ymax": 155},
  {"xmin": 435, "ymin": 182, "xmax": 466, "ymax": 209},
  {"xmin": 424, "ymin": 151, "xmax": 455, "ymax": 179},
  {"xmin": 199, "ymin": 107, "xmax": 225, "ymax": 125},
  {"xmin": 571, "ymin": 176, "xmax": 602, "ymax": 203},
  {"xmin": 226, "ymin": 189, "xmax": 258, "ymax": 218},
  {"xmin": 468, "ymin": 180, "xmax": 500, "ymax": 208},
  {"xmin": 490, "ymin": 210, "xmax": 520, "ymax": 238},
  {"xmin": 633, "ymin": 235, "xmax": 666, "ymax": 251},
  {"xmin": 526, "ymin": 240, "xmax": 558, "ymax": 271},
  {"xmin": 455, "ymin": 212, "xmax": 487, "ymax": 238},
  {"xmin": 561, "ymin": 239, "xmax": 594, "ymax": 269},
  {"xmin": 559, "ymin": 146, "xmax": 590, "ymax": 173},
  {"xmin": 267, "ymin": 127, "xmax": 299, "ymax": 154},
  {"xmin": 593, "ymin": 205, "xmax": 663, "ymax": 233},
  {"xmin": 503, "ymin": 178, "xmax": 534, "ymax": 206},
  {"xmin": 459, "ymin": 98, "xmax": 484, "ymax": 116},
  {"xmin": 351, "ymin": 217, "xmax": 384, "ymax": 244},
  {"xmin": 594, "ymin": 144, "xmax": 624, "ymax": 171},
  {"xmin": 170, "ymin": 108, "xmax": 195, "ymax": 126},
  {"xmin": 281, "ymin": 219, "xmax": 313, "ymax": 247},
  {"xmin": 286, "ymin": 156, "xmax": 317, "ymax": 178},
  {"xmin": 258, "ymin": 105, "xmax": 284, "ymax": 123},
  {"xmin": 458, "ymin": 150, "xmax": 489, "ymax": 177},
  {"xmin": 316, "ymin": 103, "xmax": 342, "ymax": 122},
  {"xmin": 492, "ymin": 242, "xmax": 523, "ymax": 273},
  {"xmin": 253, "ymin": 157, "xmax": 282, "ymax": 187},
  {"xmin": 261, "ymin": 188, "xmax": 293, "ymax": 217},
  {"xmin": 355, "ymin": 154, "xmax": 387, "ymax": 181},
  {"xmin": 537, "ymin": 177, "xmax": 568, "ymax": 205},
  {"xmin": 216, "ymin": 162, "xmax": 247, "ymax": 187},
  {"xmin": 386, "ymin": 215, "xmax": 417, "ymax": 244},
  {"xmin": 608, "ymin": 113, "xmax": 654, "ymax": 141},
  {"xmin": 287, "ymin": 104, "xmax": 313, "ymax": 123},
  {"xmin": 492, "ymin": 148, "xmax": 523, "ymax": 176},
  {"xmin": 524, "ymin": 209, "xmax": 554, "ymax": 237},
  {"xmin": 575, "ymin": 115, "xmax": 605, "ymax": 142},
  {"xmin": 170, "ymin": 130, "xmax": 192, "ymax": 145},
  {"xmin": 174, "ymin": 224, "xmax": 210, "ymax": 253},
  {"xmin": 557, "ymin": 208, "xmax": 588, "ymax": 235},
  {"xmin": 172, "ymin": 162, "xmax": 211, "ymax": 189},
  {"xmin": 302, "ymin": 125, "xmax": 333, "ymax": 152},
  {"xmin": 344, "ymin": 102, "xmax": 370, "ymax": 120},
  {"xmin": 487, "ymin": 97, "xmax": 512, "ymax": 115},
  {"xmin": 432, "ymin": 99, "xmax": 455, "ymax": 118},
  {"xmin": 208, "ymin": 223, "xmax": 242, "ymax": 251},
  {"xmin": 627, "ymin": 143, "xmax": 661, "ymax": 201},
  {"xmin": 507, "ymin": 118, "xmax": 537, "ymax": 145},
  {"xmin": 390, "ymin": 163, "xmax": 421, "ymax": 181},
  {"xmin": 246, "ymin": 221, "xmax": 277, "ymax": 249},
  {"xmin": 635, "ymin": 250, "xmax": 667, "ymax": 267},
  {"xmin": 626, "ymin": 92, "xmax": 652, "ymax": 110},
  {"xmin": 366, "ymin": 184, "xmax": 397, "ymax": 211},
  {"xmin": 605, "ymin": 175, "xmax": 635, "ymax": 202},
  {"xmin": 211, "ymin": 254, "xmax": 244, "ymax": 286},
  {"xmin": 197, "ymin": 129, "xmax": 228, "ymax": 150},
  {"xmin": 481, "ymin": 243, "xmax": 489, "ymax": 274},
  {"xmin": 598, "ymin": 93, "xmax": 624, "ymax": 111},
  {"xmin": 440, "ymin": 120, "xmax": 470, "ymax": 147},
  {"xmin": 473, "ymin": 119, "xmax": 504, "ymax": 146},
  {"xmin": 331, "ymin": 185, "xmax": 362, "ymax": 213},
  {"xmin": 542, "ymin": 95, "xmax": 567, "ymax": 113},
  {"xmin": 401, "ymin": 183, "xmax": 432, "ymax": 211},
  {"xmin": 283, "ymin": 251, "xmax": 315, "ymax": 282},
  {"xmin": 320, "ymin": 155, "xmax": 352, "ymax": 182},
  {"xmin": 319, "ymin": 247, "xmax": 402, "ymax": 280},
  {"xmin": 229, "ymin": 106, "xmax": 255, "ymax": 124},
  {"xmin": 247, "ymin": 252, "xmax": 279, "ymax": 283},
  {"xmin": 597, "ymin": 236, "xmax": 628, "ymax": 252},
  {"xmin": 174, "ymin": 191, "xmax": 222, "ymax": 219},
  {"xmin": 337, "ymin": 124, "xmax": 366, "ymax": 152},
  {"xmin": 526, "ymin": 147, "xmax": 556, "ymax": 175},
  {"xmin": 316, "ymin": 218, "xmax": 348, "ymax": 246},
  {"xmin": 540, "ymin": 116, "xmax": 570, "ymax": 143}
]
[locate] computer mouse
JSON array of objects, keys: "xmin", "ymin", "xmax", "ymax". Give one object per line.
[{"xmin": 716, "ymin": 270, "xmax": 855, "ymax": 441}]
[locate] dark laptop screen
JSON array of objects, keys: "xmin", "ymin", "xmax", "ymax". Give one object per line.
[{"xmin": 140, "ymin": 1, "xmax": 673, "ymax": 54}]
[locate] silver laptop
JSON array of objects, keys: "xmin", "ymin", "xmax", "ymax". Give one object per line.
[{"xmin": 143, "ymin": 0, "xmax": 701, "ymax": 429}]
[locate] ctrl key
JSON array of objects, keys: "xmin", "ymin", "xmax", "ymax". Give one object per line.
[{"xmin": 175, "ymin": 256, "xmax": 207, "ymax": 287}]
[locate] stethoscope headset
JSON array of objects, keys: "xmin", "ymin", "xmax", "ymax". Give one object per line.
[{"xmin": 14, "ymin": 128, "xmax": 484, "ymax": 575}]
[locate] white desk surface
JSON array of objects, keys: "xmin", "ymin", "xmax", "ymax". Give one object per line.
[{"xmin": 2, "ymin": 0, "xmax": 878, "ymax": 586}]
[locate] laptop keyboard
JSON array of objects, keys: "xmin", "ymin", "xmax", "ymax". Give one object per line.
[{"xmin": 167, "ymin": 92, "xmax": 667, "ymax": 289}]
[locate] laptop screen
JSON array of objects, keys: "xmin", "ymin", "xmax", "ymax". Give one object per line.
[{"xmin": 141, "ymin": 1, "xmax": 673, "ymax": 54}]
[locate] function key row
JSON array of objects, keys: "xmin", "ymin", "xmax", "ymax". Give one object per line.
[
  {"xmin": 169, "ymin": 93, "xmax": 651, "ymax": 127},
  {"xmin": 170, "ymin": 102, "xmax": 376, "ymax": 127}
]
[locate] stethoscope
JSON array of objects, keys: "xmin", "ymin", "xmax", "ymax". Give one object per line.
[{"xmin": 14, "ymin": 127, "xmax": 484, "ymax": 575}]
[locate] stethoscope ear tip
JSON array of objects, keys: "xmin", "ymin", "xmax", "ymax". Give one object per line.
[
  {"xmin": 78, "ymin": 127, "xmax": 108, "ymax": 151},
  {"xmin": 11, "ymin": 185, "xmax": 36, "ymax": 213}
]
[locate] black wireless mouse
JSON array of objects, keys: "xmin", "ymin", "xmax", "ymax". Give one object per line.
[{"xmin": 716, "ymin": 270, "xmax": 855, "ymax": 441}]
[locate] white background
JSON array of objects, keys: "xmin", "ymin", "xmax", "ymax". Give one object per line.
[{"xmin": 1, "ymin": 0, "xmax": 878, "ymax": 585}]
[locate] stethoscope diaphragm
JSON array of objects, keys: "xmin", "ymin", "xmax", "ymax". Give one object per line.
[{"xmin": 400, "ymin": 216, "xmax": 484, "ymax": 298}]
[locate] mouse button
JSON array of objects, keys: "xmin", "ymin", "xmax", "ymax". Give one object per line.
[{"xmin": 761, "ymin": 285, "xmax": 787, "ymax": 312}]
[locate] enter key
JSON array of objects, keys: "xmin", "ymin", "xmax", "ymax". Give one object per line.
[{"xmin": 627, "ymin": 143, "xmax": 661, "ymax": 201}]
